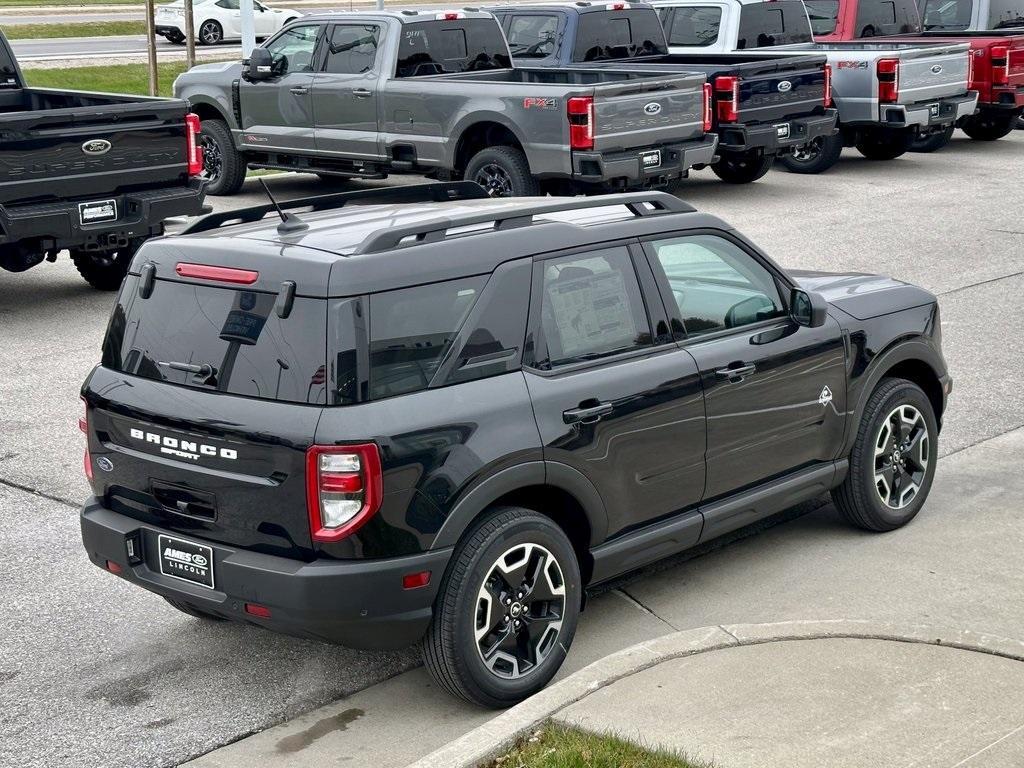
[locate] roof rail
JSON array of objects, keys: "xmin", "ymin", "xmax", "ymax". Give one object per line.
[
  {"xmin": 180, "ymin": 181, "xmax": 488, "ymax": 237},
  {"xmin": 353, "ymin": 191, "xmax": 692, "ymax": 255}
]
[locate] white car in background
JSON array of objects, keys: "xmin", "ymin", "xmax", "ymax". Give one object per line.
[{"xmin": 155, "ymin": 0, "xmax": 300, "ymax": 45}]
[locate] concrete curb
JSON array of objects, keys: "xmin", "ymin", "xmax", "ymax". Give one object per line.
[{"xmin": 408, "ymin": 619, "xmax": 1024, "ymax": 768}]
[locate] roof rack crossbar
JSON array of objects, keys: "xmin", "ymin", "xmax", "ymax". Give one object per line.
[
  {"xmin": 353, "ymin": 191, "xmax": 693, "ymax": 255},
  {"xmin": 180, "ymin": 181, "xmax": 488, "ymax": 236}
]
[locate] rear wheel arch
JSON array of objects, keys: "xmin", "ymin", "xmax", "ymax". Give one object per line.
[{"xmin": 453, "ymin": 120, "xmax": 529, "ymax": 174}]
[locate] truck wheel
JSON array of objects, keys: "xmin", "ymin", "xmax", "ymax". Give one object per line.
[
  {"xmin": 422, "ymin": 506, "xmax": 581, "ymax": 708},
  {"xmin": 163, "ymin": 596, "xmax": 225, "ymax": 621},
  {"xmin": 909, "ymin": 125, "xmax": 954, "ymax": 153},
  {"xmin": 199, "ymin": 119, "xmax": 246, "ymax": 196},
  {"xmin": 832, "ymin": 378, "xmax": 938, "ymax": 532},
  {"xmin": 198, "ymin": 20, "xmax": 223, "ymax": 45},
  {"xmin": 711, "ymin": 151, "xmax": 773, "ymax": 184},
  {"xmin": 777, "ymin": 134, "xmax": 843, "ymax": 174},
  {"xmin": 70, "ymin": 240, "xmax": 144, "ymax": 291},
  {"xmin": 855, "ymin": 130, "xmax": 911, "ymax": 161},
  {"xmin": 464, "ymin": 146, "xmax": 540, "ymax": 198},
  {"xmin": 961, "ymin": 109, "xmax": 1020, "ymax": 141}
]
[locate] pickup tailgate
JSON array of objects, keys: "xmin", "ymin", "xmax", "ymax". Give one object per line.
[
  {"xmin": 590, "ymin": 70, "xmax": 707, "ymax": 150},
  {"xmin": 894, "ymin": 44, "xmax": 971, "ymax": 104},
  {"xmin": 0, "ymin": 90, "xmax": 190, "ymax": 207}
]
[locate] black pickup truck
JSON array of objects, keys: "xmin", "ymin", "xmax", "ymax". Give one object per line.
[
  {"xmin": 0, "ymin": 30, "xmax": 207, "ymax": 289},
  {"xmin": 492, "ymin": 2, "xmax": 838, "ymax": 183}
]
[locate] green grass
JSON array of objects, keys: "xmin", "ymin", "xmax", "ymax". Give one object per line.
[
  {"xmin": 2, "ymin": 20, "xmax": 145, "ymax": 38},
  {"xmin": 24, "ymin": 59, "xmax": 229, "ymax": 96},
  {"xmin": 485, "ymin": 723, "xmax": 714, "ymax": 768}
]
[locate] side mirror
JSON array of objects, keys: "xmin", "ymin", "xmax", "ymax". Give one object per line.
[
  {"xmin": 790, "ymin": 287, "xmax": 828, "ymax": 328},
  {"xmin": 246, "ymin": 47, "xmax": 273, "ymax": 80}
]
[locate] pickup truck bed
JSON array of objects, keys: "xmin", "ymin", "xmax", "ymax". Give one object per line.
[{"xmin": 0, "ymin": 30, "xmax": 206, "ymax": 288}]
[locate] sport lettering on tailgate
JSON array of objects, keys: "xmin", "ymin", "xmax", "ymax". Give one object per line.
[{"xmin": 129, "ymin": 427, "xmax": 238, "ymax": 462}]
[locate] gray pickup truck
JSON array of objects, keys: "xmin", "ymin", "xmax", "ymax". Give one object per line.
[{"xmin": 173, "ymin": 10, "xmax": 718, "ymax": 196}]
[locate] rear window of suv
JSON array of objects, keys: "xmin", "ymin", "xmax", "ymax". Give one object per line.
[{"xmin": 102, "ymin": 278, "xmax": 328, "ymax": 405}]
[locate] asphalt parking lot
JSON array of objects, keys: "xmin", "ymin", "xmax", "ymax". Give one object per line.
[{"xmin": 2, "ymin": 133, "xmax": 1023, "ymax": 768}]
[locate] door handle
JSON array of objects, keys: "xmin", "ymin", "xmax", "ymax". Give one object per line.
[
  {"xmin": 715, "ymin": 363, "xmax": 756, "ymax": 381},
  {"xmin": 563, "ymin": 402, "xmax": 614, "ymax": 425},
  {"xmin": 289, "ymin": 86, "xmax": 309, "ymax": 95},
  {"xmin": 352, "ymin": 88, "xmax": 373, "ymax": 98}
]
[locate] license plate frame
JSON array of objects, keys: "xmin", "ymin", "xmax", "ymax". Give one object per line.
[
  {"xmin": 78, "ymin": 199, "xmax": 118, "ymax": 226},
  {"xmin": 641, "ymin": 150, "xmax": 662, "ymax": 169},
  {"xmin": 158, "ymin": 534, "xmax": 215, "ymax": 590},
  {"xmin": 775, "ymin": 122, "xmax": 791, "ymax": 140}
]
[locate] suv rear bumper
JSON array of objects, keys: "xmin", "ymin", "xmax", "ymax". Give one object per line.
[
  {"xmin": 80, "ymin": 498, "xmax": 451, "ymax": 650},
  {"xmin": 716, "ymin": 110, "xmax": 838, "ymax": 155},
  {"xmin": 571, "ymin": 134, "xmax": 719, "ymax": 187},
  {"xmin": 0, "ymin": 178, "xmax": 206, "ymax": 252},
  {"xmin": 880, "ymin": 92, "xmax": 978, "ymax": 129}
]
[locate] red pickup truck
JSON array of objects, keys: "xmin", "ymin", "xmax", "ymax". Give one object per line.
[{"xmin": 807, "ymin": 0, "xmax": 1024, "ymax": 148}]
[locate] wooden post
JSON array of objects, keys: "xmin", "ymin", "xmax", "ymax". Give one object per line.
[
  {"xmin": 184, "ymin": 0, "xmax": 196, "ymax": 70},
  {"xmin": 145, "ymin": 0, "xmax": 158, "ymax": 96}
]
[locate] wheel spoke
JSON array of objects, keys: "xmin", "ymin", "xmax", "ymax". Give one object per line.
[{"xmin": 873, "ymin": 403, "xmax": 929, "ymax": 510}]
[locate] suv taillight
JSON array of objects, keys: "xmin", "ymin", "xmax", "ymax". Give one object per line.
[
  {"xmin": 702, "ymin": 82, "xmax": 712, "ymax": 132},
  {"xmin": 80, "ymin": 397, "xmax": 92, "ymax": 482},
  {"xmin": 877, "ymin": 58, "xmax": 899, "ymax": 104},
  {"xmin": 567, "ymin": 96, "xmax": 595, "ymax": 150},
  {"xmin": 185, "ymin": 113, "xmax": 203, "ymax": 177},
  {"xmin": 306, "ymin": 444, "xmax": 383, "ymax": 543},
  {"xmin": 992, "ymin": 45, "xmax": 1010, "ymax": 86},
  {"xmin": 824, "ymin": 64, "xmax": 833, "ymax": 107},
  {"xmin": 714, "ymin": 75, "xmax": 739, "ymax": 123}
]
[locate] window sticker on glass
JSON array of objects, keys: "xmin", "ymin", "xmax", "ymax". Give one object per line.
[{"xmin": 546, "ymin": 270, "xmax": 638, "ymax": 358}]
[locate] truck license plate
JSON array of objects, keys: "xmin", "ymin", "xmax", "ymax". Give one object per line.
[
  {"xmin": 641, "ymin": 150, "xmax": 661, "ymax": 169},
  {"xmin": 158, "ymin": 534, "xmax": 215, "ymax": 589},
  {"xmin": 928, "ymin": 103, "xmax": 940, "ymax": 118},
  {"xmin": 79, "ymin": 199, "xmax": 118, "ymax": 225},
  {"xmin": 775, "ymin": 123, "xmax": 791, "ymax": 139}
]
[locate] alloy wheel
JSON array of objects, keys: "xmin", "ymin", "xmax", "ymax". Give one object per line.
[
  {"xmin": 474, "ymin": 542, "xmax": 565, "ymax": 680},
  {"xmin": 200, "ymin": 21, "xmax": 222, "ymax": 44},
  {"xmin": 199, "ymin": 133, "xmax": 223, "ymax": 183},
  {"xmin": 474, "ymin": 163, "xmax": 515, "ymax": 197},
  {"xmin": 873, "ymin": 404, "xmax": 929, "ymax": 509}
]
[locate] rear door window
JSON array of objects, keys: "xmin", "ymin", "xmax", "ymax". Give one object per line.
[
  {"xmin": 103, "ymin": 279, "xmax": 328, "ymax": 404},
  {"xmin": 322, "ymin": 24, "xmax": 379, "ymax": 74},
  {"xmin": 805, "ymin": 0, "xmax": 841, "ymax": 34},
  {"xmin": 572, "ymin": 10, "xmax": 668, "ymax": 61},
  {"xmin": 737, "ymin": 0, "xmax": 813, "ymax": 48},
  {"xmin": 855, "ymin": 0, "xmax": 922, "ymax": 33},
  {"xmin": 395, "ymin": 19, "xmax": 511, "ymax": 77},
  {"xmin": 987, "ymin": 0, "xmax": 1024, "ymax": 27},
  {"xmin": 919, "ymin": 0, "xmax": 974, "ymax": 28},
  {"xmin": 662, "ymin": 6, "xmax": 724, "ymax": 46}
]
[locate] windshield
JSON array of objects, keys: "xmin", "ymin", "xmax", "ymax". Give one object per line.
[
  {"xmin": 805, "ymin": 0, "xmax": 841, "ymax": 34},
  {"xmin": 572, "ymin": 10, "xmax": 669, "ymax": 62},
  {"xmin": 919, "ymin": 0, "xmax": 973, "ymax": 28}
]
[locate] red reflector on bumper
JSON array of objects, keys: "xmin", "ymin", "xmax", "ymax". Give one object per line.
[
  {"xmin": 106, "ymin": 560, "xmax": 123, "ymax": 574},
  {"xmin": 402, "ymin": 571, "xmax": 431, "ymax": 590},
  {"xmin": 245, "ymin": 603, "xmax": 272, "ymax": 619}
]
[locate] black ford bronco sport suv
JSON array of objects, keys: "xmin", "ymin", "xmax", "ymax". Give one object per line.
[{"xmin": 80, "ymin": 182, "xmax": 950, "ymax": 707}]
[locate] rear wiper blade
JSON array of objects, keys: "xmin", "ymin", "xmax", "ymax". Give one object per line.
[{"xmin": 158, "ymin": 360, "xmax": 214, "ymax": 377}]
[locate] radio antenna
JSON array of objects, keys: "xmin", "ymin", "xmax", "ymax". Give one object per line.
[{"xmin": 259, "ymin": 178, "xmax": 308, "ymax": 234}]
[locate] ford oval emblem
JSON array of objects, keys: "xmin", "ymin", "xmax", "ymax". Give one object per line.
[
  {"xmin": 643, "ymin": 102, "xmax": 662, "ymax": 115},
  {"xmin": 82, "ymin": 139, "xmax": 112, "ymax": 156},
  {"xmin": 931, "ymin": 64, "xmax": 943, "ymax": 74},
  {"xmin": 192, "ymin": 554, "xmax": 209, "ymax": 567},
  {"xmin": 777, "ymin": 80, "xmax": 793, "ymax": 93},
  {"xmin": 96, "ymin": 456, "xmax": 114, "ymax": 472}
]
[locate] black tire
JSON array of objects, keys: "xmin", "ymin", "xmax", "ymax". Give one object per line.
[
  {"xmin": 855, "ymin": 130, "xmax": 911, "ymax": 161},
  {"xmin": 832, "ymin": 378, "xmax": 939, "ymax": 532},
  {"xmin": 198, "ymin": 19, "xmax": 223, "ymax": 46},
  {"xmin": 909, "ymin": 125, "xmax": 954, "ymax": 153},
  {"xmin": 464, "ymin": 146, "xmax": 540, "ymax": 197},
  {"xmin": 163, "ymin": 596, "xmax": 225, "ymax": 621},
  {"xmin": 166, "ymin": 31, "xmax": 185, "ymax": 44},
  {"xmin": 961, "ymin": 109, "xmax": 1021, "ymax": 141},
  {"xmin": 777, "ymin": 134, "xmax": 844, "ymax": 174},
  {"xmin": 199, "ymin": 118, "xmax": 246, "ymax": 196},
  {"xmin": 422, "ymin": 506, "xmax": 581, "ymax": 708},
  {"xmin": 70, "ymin": 239, "xmax": 145, "ymax": 290},
  {"xmin": 711, "ymin": 151, "xmax": 774, "ymax": 184}
]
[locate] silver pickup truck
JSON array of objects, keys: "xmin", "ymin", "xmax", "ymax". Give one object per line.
[
  {"xmin": 653, "ymin": 0, "xmax": 978, "ymax": 172},
  {"xmin": 173, "ymin": 10, "xmax": 717, "ymax": 196}
]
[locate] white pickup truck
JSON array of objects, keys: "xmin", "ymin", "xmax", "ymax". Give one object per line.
[{"xmin": 653, "ymin": 0, "xmax": 979, "ymax": 172}]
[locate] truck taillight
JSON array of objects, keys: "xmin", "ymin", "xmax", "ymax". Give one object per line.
[
  {"xmin": 877, "ymin": 58, "xmax": 899, "ymax": 104},
  {"xmin": 967, "ymin": 49, "xmax": 977, "ymax": 89},
  {"xmin": 714, "ymin": 75, "xmax": 739, "ymax": 123},
  {"xmin": 306, "ymin": 444, "xmax": 383, "ymax": 543},
  {"xmin": 185, "ymin": 113, "xmax": 203, "ymax": 177},
  {"xmin": 80, "ymin": 397, "xmax": 92, "ymax": 482},
  {"xmin": 823, "ymin": 64, "xmax": 833, "ymax": 107},
  {"xmin": 992, "ymin": 45, "xmax": 1010, "ymax": 86},
  {"xmin": 567, "ymin": 96, "xmax": 595, "ymax": 151},
  {"xmin": 702, "ymin": 82, "xmax": 712, "ymax": 132}
]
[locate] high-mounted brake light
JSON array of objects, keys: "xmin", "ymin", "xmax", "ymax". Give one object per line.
[
  {"xmin": 606, "ymin": 2, "xmax": 630, "ymax": 9},
  {"xmin": 438, "ymin": 11, "xmax": 465, "ymax": 19},
  {"xmin": 567, "ymin": 96, "xmax": 595, "ymax": 150},
  {"xmin": 823, "ymin": 64, "xmax": 833, "ymax": 107},
  {"xmin": 991, "ymin": 45, "xmax": 1010, "ymax": 86},
  {"xmin": 306, "ymin": 444, "xmax": 383, "ymax": 543},
  {"xmin": 877, "ymin": 58, "xmax": 899, "ymax": 104},
  {"xmin": 714, "ymin": 75, "xmax": 739, "ymax": 123},
  {"xmin": 175, "ymin": 262, "xmax": 259, "ymax": 284},
  {"xmin": 702, "ymin": 82, "xmax": 712, "ymax": 132},
  {"xmin": 185, "ymin": 113, "xmax": 203, "ymax": 177},
  {"xmin": 80, "ymin": 397, "xmax": 92, "ymax": 482}
]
